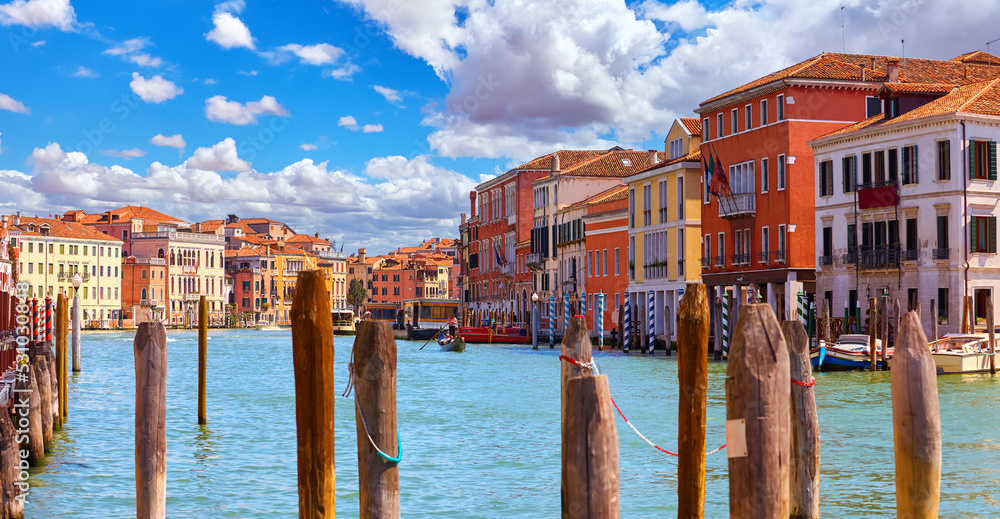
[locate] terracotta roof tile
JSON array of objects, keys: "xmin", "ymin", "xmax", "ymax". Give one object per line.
[
  {"xmin": 286, "ymin": 234, "xmax": 332, "ymax": 245},
  {"xmin": 566, "ymin": 185, "xmax": 629, "ymax": 210},
  {"xmin": 951, "ymin": 51, "xmax": 1000, "ymax": 66},
  {"xmin": 680, "ymin": 117, "xmax": 702, "ymax": 135},
  {"xmin": 76, "ymin": 205, "xmax": 186, "ymax": 226},
  {"xmin": 548, "ymin": 149, "xmax": 666, "ymax": 179},
  {"xmin": 513, "ymin": 150, "xmax": 610, "ymax": 171},
  {"xmin": 877, "ymin": 82, "xmax": 956, "ymax": 95},
  {"xmin": 14, "ymin": 216, "xmax": 123, "ymax": 242}
]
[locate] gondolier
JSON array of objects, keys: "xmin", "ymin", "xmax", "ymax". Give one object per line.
[{"xmin": 447, "ymin": 314, "xmax": 458, "ymax": 338}]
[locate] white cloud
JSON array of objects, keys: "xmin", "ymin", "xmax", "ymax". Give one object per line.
[
  {"xmin": 327, "ymin": 63, "xmax": 360, "ymax": 80},
  {"xmin": 0, "ymin": 143, "xmax": 471, "ymax": 250},
  {"xmin": 362, "ymin": 124, "xmax": 383, "ymax": 133},
  {"xmin": 129, "ymin": 72, "xmax": 183, "ymax": 103},
  {"xmin": 71, "ymin": 66, "xmax": 98, "ymax": 78},
  {"xmin": 129, "ymin": 53, "xmax": 162, "ymax": 67},
  {"xmin": 637, "ymin": 0, "xmax": 708, "ymax": 31},
  {"xmin": 238, "ymin": 69, "xmax": 258, "ymax": 76},
  {"xmin": 300, "ymin": 143, "xmax": 318, "ymax": 151},
  {"xmin": 0, "ymin": 93, "xmax": 30, "ymax": 114},
  {"xmin": 214, "ymin": 0, "xmax": 244, "ymax": 14},
  {"xmin": 104, "ymin": 37, "xmax": 149, "ymax": 56},
  {"xmin": 0, "ymin": 0, "xmax": 76, "ymax": 31},
  {"xmin": 203, "ymin": 78, "xmax": 217, "ymax": 85},
  {"xmin": 338, "ymin": 115, "xmax": 358, "ymax": 130},
  {"xmin": 279, "ymin": 43, "xmax": 344, "ymax": 65},
  {"xmin": 204, "ymin": 95, "xmax": 288, "ymax": 125},
  {"xmin": 150, "ymin": 133, "xmax": 186, "ymax": 149},
  {"xmin": 29, "ymin": 39, "xmax": 44, "ymax": 46},
  {"xmin": 184, "ymin": 138, "xmax": 251, "ymax": 172},
  {"xmin": 206, "ymin": 11, "xmax": 254, "ymax": 50},
  {"xmin": 99, "ymin": 148, "xmax": 146, "ymax": 160},
  {"xmin": 373, "ymin": 85, "xmax": 403, "ymax": 105}
]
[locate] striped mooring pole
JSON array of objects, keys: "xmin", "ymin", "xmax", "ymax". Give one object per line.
[
  {"xmin": 45, "ymin": 295, "xmax": 52, "ymax": 342},
  {"xmin": 548, "ymin": 295, "xmax": 555, "ymax": 346},
  {"xmin": 596, "ymin": 292, "xmax": 604, "ymax": 348},
  {"xmin": 32, "ymin": 296, "xmax": 39, "ymax": 343},
  {"xmin": 623, "ymin": 297, "xmax": 631, "ymax": 350},
  {"xmin": 648, "ymin": 291, "xmax": 655, "ymax": 354},
  {"xmin": 581, "ymin": 291, "xmax": 587, "ymax": 316},
  {"xmin": 721, "ymin": 290, "xmax": 729, "ymax": 357},
  {"xmin": 797, "ymin": 291, "xmax": 806, "ymax": 326},
  {"xmin": 563, "ymin": 293, "xmax": 570, "ymax": 338}
]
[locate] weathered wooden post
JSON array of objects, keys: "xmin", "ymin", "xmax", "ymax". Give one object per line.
[
  {"xmin": 868, "ymin": 297, "xmax": 877, "ymax": 371},
  {"xmin": 961, "ymin": 295, "xmax": 969, "ymax": 333},
  {"xmin": 892, "ymin": 312, "xmax": 941, "ymax": 518},
  {"xmin": 561, "ymin": 315, "xmax": 593, "ymax": 515},
  {"xmin": 34, "ymin": 355, "xmax": 52, "ymax": 450},
  {"xmin": 353, "ymin": 321, "xmax": 400, "ymax": 517},
  {"xmin": 55, "ymin": 295, "xmax": 67, "ymax": 429},
  {"xmin": 198, "ymin": 295, "xmax": 208, "ymax": 425},
  {"xmin": 988, "ymin": 296, "xmax": 996, "ymax": 375},
  {"xmin": 134, "ymin": 322, "xmax": 167, "ymax": 519},
  {"xmin": 881, "ymin": 296, "xmax": 889, "ymax": 371},
  {"xmin": 24, "ymin": 357, "xmax": 44, "ymax": 463},
  {"xmin": 59, "ymin": 294, "xmax": 68, "ymax": 422},
  {"xmin": 291, "ymin": 270, "xmax": 336, "ymax": 518},
  {"xmin": 930, "ymin": 299, "xmax": 938, "ymax": 341},
  {"xmin": 726, "ymin": 304, "xmax": 790, "ymax": 518},
  {"xmin": 0, "ymin": 392, "xmax": 24, "ymax": 518},
  {"xmin": 890, "ymin": 299, "xmax": 899, "ymax": 367},
  {"xmin": 781, "ymin": 321, "xmax": 820, "ymax": 519},
  {"xmin": 564, "ymin": 373, "xmax": 619, "ymax": 519},
  {"xmin": 678, "ymin": 284, "xmax": 708, "ymax": 519},
  {"xmin": 821, "ymin": 299, "xmax": 830, "ymax": 343}
]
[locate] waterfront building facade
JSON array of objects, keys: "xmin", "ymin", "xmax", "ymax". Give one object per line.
[
  {"xmin": 122, "ymin": 256, "xmax": 168, "ymax": 324},
  {"xmin": 0, "ymin": 216, "xmax": 16, "ymax": 337},
  {"xmin": 624, "ymin": 118, "xmax": 704, "ymax": 345},
  {"xmin": 811, "ymin": 75, "xmax": 1000, "ymax": 338},
  {"xmin": 226, "ymin": 246, "xmax": 277, "ymax": 325},
  {"xmin": 581, "ymin": 186, "xmax": 629, "ymax": 339}
]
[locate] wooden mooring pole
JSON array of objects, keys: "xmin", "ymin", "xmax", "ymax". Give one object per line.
[
  {"xmin": 677, "ymin": 284, "xmax": 708, "ymax": 519},
  {"xmin": 726, "ymin": 304, "xmax": 790, "ymax": 518},
  {"xmin": 881, "ymin": 296, "xmax": 889, "ymax": 371},
  {"xmin": 34, "ymin": 354, "xmax": 52, "ymax": 450},
  {"xmin": 134, "ymin": 322, "xmax": 167, "ymax": 519},
  {"xmin": 198, "ymin": 295, "xmax": 208, "ymax": 425},
  {"xmin": 291, "ymin": 270, "xmax": 336, "ymax": 518},
  {"xmin": 561, "ymin": 315, "xmax": 593, "ymax": 515},
  {"xmin": 988, "ymin": 297, "xmax": 996, "ymax": 375},
  {"xmin": 892, "ymin": 312, "xmax": 941, "ymax": 518},
  {"xmin": 564, "ymin": 373, "xmax": 619, "ymax": 519},
  {"xmin": 868, "ymin": 297, "xmax": 877, "ymax": 371},
  {"xmin": 0, "ymin": 390, "xmax": 24, "ymax": 518},
  {"xmin": 930, "ymin": 299, "xmax": 938, "ymax": 341},
  {"xmin": 59, "ymin": 294, "xmax": 68, "ymax": 422},
  {"xmin": 55, "ymin": 295, "xmax": 66, "ymax": 430},
  {"xmin": 353, "ymin": 321, "xmax": 400, "ymax": 518},
  {"xmin": 782, "ymin": 321, "xmax": 820, "ymax": 519}
]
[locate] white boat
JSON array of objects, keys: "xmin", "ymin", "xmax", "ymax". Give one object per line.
[
  {"xmin": 929, "ymin": 334, "xmax": 995, "ymax": 374},
  {"xmin": 255, "ymin": 321, "xmax": 281, "ymax": 331},
  {"xmin": 812, "ymin": 334, "xmax": 887, "ymax": 371}
]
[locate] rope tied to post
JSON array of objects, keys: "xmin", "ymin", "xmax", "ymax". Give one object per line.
[
  {"xmin": 791, "ymin": 376, "xmax": 816, "ymax": 387},
  {"xmin": 343, "ymin": 346, "xmax": 402, "ymax": 464},
  {"xmin": 559, "ymin": 355, "xmax": 726, "ymax": 458}
]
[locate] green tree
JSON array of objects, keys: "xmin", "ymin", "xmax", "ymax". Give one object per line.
[{"xmin": 347, "ymin": 278, "xmax": 368, "ymax": 316}]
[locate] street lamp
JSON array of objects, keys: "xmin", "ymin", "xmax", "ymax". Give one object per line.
[
  {"xmin": 71, "ymin": 272, "xmax": 82, "ymax": 372},
  {"xmin": 531, "ymin": 292, "xmax": 539, "ymax": 350}
]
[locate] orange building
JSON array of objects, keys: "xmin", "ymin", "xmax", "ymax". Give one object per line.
[
  {"xmin": 122, "ymin": 256, "xmax": 167, "ymax": 323},
  {"xmin": 582, "ymin": 186, "xmax": 630, "ymax": 339},
  {"xmin": 693, "ymin": 52, "xmax": 997, "ymax": 322}
]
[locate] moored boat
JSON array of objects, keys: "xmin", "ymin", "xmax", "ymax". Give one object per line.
[
  {"xmin": 811, "ymin": 334, "xmax": 887, "ymax": 371},
  {"xmin": 255, "ymin": 321, "xmax": 281, "ymax": 331},
  {"xmin": 438, "ymin": 335, "xmax": 466, "ymax": 352},
  {"xmin": 930, "ymin": 334, "xmax": 995, "ymax": 374},
  {"xmin": 331, "ymin": 310, "xmax": 356, "ymax": 335},
  {"xmin": 457, "ymin": 325, "xmax": 531, "ymax": 344}
]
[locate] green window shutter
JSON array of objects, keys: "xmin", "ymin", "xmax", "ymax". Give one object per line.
[
  {"xmin": 913, "ymin": 145, "xmax": 918, "ymax": 183},
  {"xmin": 972, "ymin": 217, "xmax": 978, "ymax": 253},
  {"xmin": 991, "ymin": 216, "xmax": 998, "ymax": 253},
  {"xmin": 842, "ymin": 157, "xmax": 849, "ymax": 192},
  {"xmin": 970, "ymin": 140, "xmax": 977, "ymax": 179},
  {"xmin": 990, "ymin": 141, "xmax": 997, "ymax": 180}
]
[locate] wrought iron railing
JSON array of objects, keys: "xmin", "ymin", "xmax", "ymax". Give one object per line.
[
  {"xmin": 772, "ymin": 249, "xmax": 787, "ymax": 263},
  {"xmin": 718, "ymin": 193, "xmax": 756, "ymax": 219},
  {"xmin": 842, "ymin": 251, "xmax": 858, "ymax": 265},
  {"xmin": 713, "ymin": 255, "xmax": 725, "ymax": 267},
  {"xmin": 902, "ymin": 249, "xmax": 918, "ymax": 261},
  {"xmin": 819, "ymin": 255, "xmax": 833, "ymax": 267},
  {"xmin": 932, "ymin": 248, "xmax": 950, "ymax": 260},
  {"xmin": 859, "ymin": 246, "xmax": 901, "ymax": 270},
  {"xmin": 758, "ymin": 251, "xmax": 769, "ymax": 264}
]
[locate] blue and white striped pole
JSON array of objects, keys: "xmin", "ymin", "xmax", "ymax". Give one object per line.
[
  {"xmin": 597, "ymin": 292, "xmax": 604, "ymax": 349},
  {"xmin": 549, "ymin": 295, "xmax": 555, "ymax": 346},
  {"xmin": 722, "ymin": 290, "xmax": 729, "ymax": 357},
  {"xmin": 648, "ymin": 291, "xmax": 655, "ymax": 354},
  {"xmin": 581, "ymin": 291, "xmax": 587, "ymax": 315},
  {"xmin": 623, "ymin": 297, "xmax": 630, "ymax": 351},
  {"xmin": 563, "ymin": 293, "xmax": 570, "ymax": 338}
]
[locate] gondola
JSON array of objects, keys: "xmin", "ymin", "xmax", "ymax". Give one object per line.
[{"xmin": 438, "ymin": 334, "xmax": 466, "ymax": 352}]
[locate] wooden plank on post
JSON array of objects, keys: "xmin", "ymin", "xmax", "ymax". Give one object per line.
[
  {"xmin": 988, "ymin": 296, "xmax": 996, "ymax": 375},
  {"xmin": 561, "ymin": 315, "xmax": 592, "ymax": 515},
  {"xmin": 892, "ymin": 312, "xmax": 941, "ymax": 518},
  {"xmin": 353, "ymin": 321, "xmax": 400, "ymax": 518},
  {"xmin": 726, "ymin": 303, "xmax": 790, "ymax": 519},
  {"xmin": 881, "ymin": 296, "xmax": 889, "ymax": 371},
  {"xmin": 564, "ymin": 374, "xmax": 619, "ymax": 519},
  {"xmin": 291, "ymin": 270, "xmax": 336, "ymax": 518},
  {"xmin": 678, "ymin": 284, "xmax": 708, "ymax": 519},
  {"xmin": 198, "ymin": 295, "xmax": 207, "ymax": 425},
  {"xmin": 134, "ymin": 322, "xmax": 167, "ymax": 519},
  {"xmin": 25, "ymin": 359, "xmax": 44, "ymax": 464},
  {"xmin": 930, "ymin": 299, "xmax": 938, "ymax": 342},
  {"xmin": 961, "ymin": 295, "xmax": 969, "ymax": 333},
  {"xmin": 35, "ymin": 355, "xmax": 52, "ymax": 450},
  {"xmin": 781, "ymin": 320, "xmax": 820, "ymax": 519},
  {"xmin": 868, "ymin": 298, "xmax": 877, "ymax": 372},
  {"xmin": 55, "ymin": 295, "xmax": 65, "ymax": 430}
]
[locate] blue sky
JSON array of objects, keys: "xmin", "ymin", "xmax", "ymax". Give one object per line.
[{"xmin": 1, "ymin": 0, "xmax": 998, "ymax": 253}]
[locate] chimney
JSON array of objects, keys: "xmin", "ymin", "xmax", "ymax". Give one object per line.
[
  {"xmin": 1, "ymin": 215, "xmax": 6, "ymax": 229},
  {"xmin": 551, "ymin": 153, "xmax": 561, "ymax": 172},
  {"xmin": 887, "ymin": 58, "xmax": 900, "ymax": 82},
  {"xmin": 314, "ymin": 232, "xmax": 319, "ymax": 238},
  {"xmin": 648, "ymin": 150, "xmax": 658, "ymax": 165},
  {"xmin": 14, "ymin": 211, "xmax": 20, "ymax": 226},
  {"xmin": 359, "ymin": 248, "xmax": 367, "ymax": 265},
  {"xmin": 470, "ymin": 191, "xmax": 477, "ymax": 218}
]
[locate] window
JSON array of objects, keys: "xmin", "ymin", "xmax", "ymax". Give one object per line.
[
  {"xmin": 703, "ymin": 234, "xmax": 710, "ymax": 264},
  {"xmin": 629, "ymin": 188, "xmax": 635, "ymax": 228},
  {"xmin": 971, "ymin": 215, "xmax": 996, "ymax": 253},
  {"xmin": 842, "ymin": 155, "xmax": 856, "ymax": 192},
  {"xmin": 731, "ymin": 108, "xmax": 738, "ymax": 134},
  {"xmin": 761, "ymin": 158, "xmax": 769, "ymax": 193},
  {"xmin": 847, "ymin": 223, "xmax": 857, "ymax": 252},
  {"xmin": 874, "ymin": 150, "xmax": 886, "ymax": 182},
  {"xmin": 677, "ymin": 177, "xmax": 684, "ymax": 220},
  {"xmin": 703, "ymin": 117, "xmax": 710, "ymax": 141},
  {"xmin": 761, "ymin": 227, "xmax": 769, "ymax": 262},
  {"xmin": 936, "ymin": 215, "xmax": 949, "ymax": 253},
  {"xmin": 902, "ymin": 145, "xmax": 918, "ymax": 184},
  {"xmin": 393, "ymin": 287, "xmax": 400, "ymax": 296},
  {"xmin": 588, "ymin": 251, "xmax": 593, "ymax": 277},
  {"xmin": 27, "ymin": 242, "xmax": 32, "ymax": 253},
  {"xmin": 141, "ymin": 269, "xmax": 148, "ymax": 279},
  {"xmin": 760, "ymin": 99, "xmax": 769, "ymax": 125},
  {"xmin": 819, "ymin": 160, "xmax": 833, "ymax": 197},
  {"xmin": 866, "ymin": 96, "xmax": 882, "ymax": 118},
  {"xmin": 642, "ymin": 184, "xmax": 652, "ymax": 225},
  {"xmin": 243, "ymin": 281, "xmax": 251, "ymax": 291},
  {"xmin": 703, "ymin": 171, "xmax": 711, "ymax": 203},
  {"xmin": 861, "ymin": 152, "xmax": 872, "ymax": 185},
  {"xmin": 603, "ymin": 249, "xmax": 608, "ymax": 276},
  {"xmin": 970, "ymin": 139, "xmax": 997, "ymax": 180},
  {"xmin": 717, "ymin": 233, "xmax": 725, "ymax": 266},
  {"xmin": 888, "ymin": 148, "xmax": 898, "ymax": 182},
  {"xmin": 677, "ymin": 232, "xmax": 684, "ymax": 276},
  {"xmin": 735, "ymin": 231, "xmax": 743, "ymax": 264},
  {"xmin": 728, "ymin": 160, "xmax": 755, "ymax": 194},
  {"xmin": 716, "ymin": 113, "xmax": 723, "ymax": 138},
  {"xmin": 614, "ymin": 248, "xmax": 620, "ymax": 275},
  {"xmin": 936, "ymin": 140, "xmax": 951, "ymax": 180},
  {"xmin": 745, "ymin": 105, "xmax": 752, "ymax": 131},
  {"xmin": 59, "ymin": 244, "xmax": 64, "ymax": 254},
  {"xmin": 777, "ymin": 155, "xmax": 786, "ymax": 189},
  {"xmin": 938, "ymin": 287, "xmax": 949, "ymax": 325},
  {"xmin": 776, "ymin": 94, "xmax": 785, "ymax": 121},
  {"xmin": 669, "ymin": 138, "xmax": 683, "ymax": 160},
  {"xmin": 48, "ymin": 244, "xmax": 53, "ymax": 254},
  {"xmin": 778, "ymin": 224, "xmax": 787, "ymax": 258},
  {"xmin": 905, "ymin": 218, "xmax": 917, "ymax": 255},
  {"xmin": 658, "ymin": 180, "xmax": 668, "ymax": 223}
]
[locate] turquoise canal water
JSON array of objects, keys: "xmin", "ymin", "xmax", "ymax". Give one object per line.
[{"xmin": 23, "ymin": 329, "xmax": 1000, "ymax": 517}]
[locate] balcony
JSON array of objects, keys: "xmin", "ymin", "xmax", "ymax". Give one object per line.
[
  {"xmin": 842, "ymin": 251, "xmax": 858, "ymax": 265},
  {"xmin": 133, "ymin": 231, "xmax": 225, "ymax": 244},
  {"xmin": 526, "ymin": 252, "xmax": 544, "ymax": 270},
  {"xmin": 182, "ymin": 265, "xmax": 196, "ymax": 274},
  {"xmin": 644, "ymin": 264, "xmax": 667, "ymax": 279},
  {"xmin": 184, "ymin": 293, "xmax": 201, "ymax": 302},
  {"xmin": 857, "ymin": 180, "xmax": 898, "ymax": 210},
  {"xmin": 730, "ymin": 253, "xmax": 750, "ymax": 265},
  {"xmin": 771, "ymin": 249, "xmax": 787, "ymax": 263},
  {"xmin": 932, "ymin": 248, "xmax": 950, "ymax": 260},
  {"xmin": 859, "ymin": 247, "xmax": 901, "ymax": 270},
  {"xmin": 718, "ymin": 193, "xmax": 756, "ymax": 219},
  {"xmin": 700, "ymin": 257, "xmax": 710, "ymax": 268},
  {"xmin": 902, "ymin": 249, "xmax": 918, "ymax": 261},
  {"xmin": 818, "ymin": 255, "xmax": 833, "ymax": 267},
  {"xmin": 501, "ymin": 263, "xmax": 514, "ymax": 275},
  {"xmin": 284, "ymin": 270, "xmax": 299, "ymax": 277},
  {"xmin": 713, "ymin": 255, "xmax": 725, "ymax": 267},
  {"xmin": 758, "ymin": 251, "xmax": 769, "ymax": 264}
]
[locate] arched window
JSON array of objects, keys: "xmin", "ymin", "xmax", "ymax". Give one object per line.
[
  {"xmin": 141, "ymin": 288, "xmax": 147, "ymax": 299},
  {"xmin": 141, "ymin": 269, "xmax": 147, "ymax": 279},
  {"xmin": 170, "ymin": 251, "xmax": 175, "ymax": 266},
  {"xmin": 157, "ymin": 248, "xmax": 165, "ymax": 259}
]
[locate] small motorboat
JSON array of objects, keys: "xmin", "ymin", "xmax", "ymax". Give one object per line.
[
  {"xmin": 438, "ymin": 334, "xmax": 466, "ymax": 352},
  {"xmin": 930, "ymin": 334, "xmax": 995, "ymax": 374},
  {"xmin": 811, "ymin": 334, "xmax": 887, "ymax": 371},
  {"xmin": 456, "ymin": 324, "xmax": 530, "ymax": 344},
  {"xmin": 255, "ymin": 321, "xmax": 281, "ymax": 331}
]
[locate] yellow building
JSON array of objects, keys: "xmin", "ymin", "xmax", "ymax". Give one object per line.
[
  {"xmin": 272, "ymin": 244, "xmax": 319, "ymax": 324},
  {"xmin": 7, "ymin": 214, "xmax": 124, "ymax": 328},
  {"xmin": 623, "ymin": 118, "xmax": 703, "ymax": 344}
]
